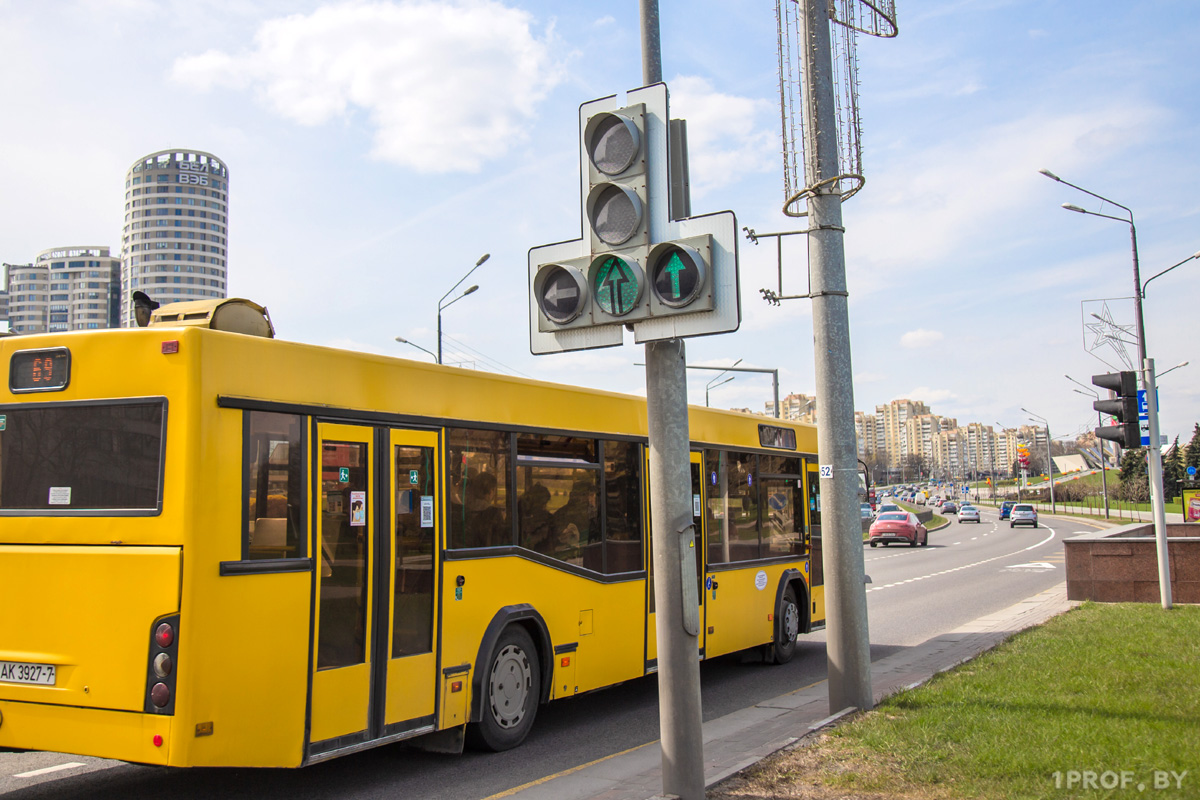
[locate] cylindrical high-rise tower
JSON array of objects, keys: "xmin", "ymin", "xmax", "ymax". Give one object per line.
[{"xmin": 120, "ymin": 149, "xmax": 229, "ymax": 326}]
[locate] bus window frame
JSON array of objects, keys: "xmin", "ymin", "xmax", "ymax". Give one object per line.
[
  {"xmin": 701, "ymin": 445, "xmax": 815, "ymax": 573},
  {"xmin": 0, "ymin": 396, "xmax": 168, "ymax": 517},
  {"xmin": 240, "ymin": 409, "xmax": 309, "ymax": 562}
]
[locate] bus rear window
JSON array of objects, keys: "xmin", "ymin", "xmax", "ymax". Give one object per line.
[{"xmin": 0, "ymin": 400, "xmax": 165, "ymax": 513}]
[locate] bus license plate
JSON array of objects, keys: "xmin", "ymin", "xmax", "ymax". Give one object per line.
[{"xmin": 0, "ymin": 660, "xmax": 56, "ymax": 686}]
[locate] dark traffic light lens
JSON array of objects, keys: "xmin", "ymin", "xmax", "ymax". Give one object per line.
[
  {"xmin": 588, "ymin": 114, "xmax": 639, "ymax": 175},
  {"xmin": 537, "ymin": 265, "xmax": 586, "ymax": 324},
  {"xmin": 590, "ymin": 185, "xmax": 642, "ymax": 246}
]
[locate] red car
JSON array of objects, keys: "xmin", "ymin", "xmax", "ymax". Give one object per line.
[{"xmin": 868, "ymin": 511, "xmax": 928, "ymax": 547}]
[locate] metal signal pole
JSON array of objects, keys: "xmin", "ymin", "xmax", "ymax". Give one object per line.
[
  {"xmin": 801, "ymin": 0, "xmax": 874, "ymax": 713},
  {"xmin": 640, "ymin": 2, "xmax": 705, "ymax": 799}
]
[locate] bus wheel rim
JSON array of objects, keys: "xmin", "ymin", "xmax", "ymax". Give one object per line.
[
  {"xmin": 783, "ymin": 600, "xmax": 800, "ymax": 642},
  {"xmin": 489, "ymin": 644, "xmax": 531, "ymax": 729}
]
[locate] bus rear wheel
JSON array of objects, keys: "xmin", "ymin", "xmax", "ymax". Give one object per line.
[
  {"xmin": 765, "ymin": 585, "xmax": 801, "ymax": 665},
  {"xmin": 468, "ymin": 626, "xmax": 541, "ymax": 752}
]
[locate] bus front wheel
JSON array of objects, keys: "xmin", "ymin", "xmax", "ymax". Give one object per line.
[{"xmin": 468, "ymin": 626, "xmax": 541, "ymax": 752}]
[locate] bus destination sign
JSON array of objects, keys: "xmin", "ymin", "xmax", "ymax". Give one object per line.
[{"xmin": 10, "ymin": 348, "xmax": 71, "ymax": 393}]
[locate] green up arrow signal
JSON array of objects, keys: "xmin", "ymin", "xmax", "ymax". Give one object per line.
[{"xmin": 593, "ymin": 255, "xmax": 643, "ymax": 317}]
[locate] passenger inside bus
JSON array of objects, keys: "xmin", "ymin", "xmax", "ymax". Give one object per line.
[
  {"xmin": 463, "ymin": 470, "xmax": 508, "ymax": 547},
  {"xmin": 517, "ymin": 483, "xmax": 555, "ymax": 555}
]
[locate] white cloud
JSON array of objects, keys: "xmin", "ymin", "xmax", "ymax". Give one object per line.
[
  {"xmin": 845, "ymin": 103, "xmax": 1169, "ymax": 277},
  {"xmin": 170, "ymin": 0, "xmax": 564, "ymax": 173},
  {"xmin": 901, "ymin": 386, "xmax": 958, "ymax": 405},
  {"xmin": 900, "ymin": 329, "xmax": 944, "ymax": 348},
  {"xmin": 668, "ymin": 75, "xmax": 776, "ymax": 197}
]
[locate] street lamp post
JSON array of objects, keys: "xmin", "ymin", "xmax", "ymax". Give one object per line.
[
  {"xmin": 705, "ymin": 375, "xmax": 735, "ymax": 407},
  {"xmin": 1040, "ymin": 169, "xmax": 1175, "ymax": 608},
  {"xmin": 395, "ymin": 336, "xmax": 437, "ymax": 362},
  {"xmin": 1022, "ymin": 408, "xmax": 1055, "ymax": 514},
  {"xmin": 996, "ymin": 422, "xmax": 1021, "ymax": 503},
  {"xmin": 438, "ymin": 253, "xmax": 490, "ymax": 365}
]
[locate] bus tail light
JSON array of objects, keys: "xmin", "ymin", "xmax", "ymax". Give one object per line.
[{"xmin": 144, "ymin": 613, "xmax": 179, "ymax": 716}]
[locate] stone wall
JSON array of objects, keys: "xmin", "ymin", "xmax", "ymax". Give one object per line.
[{"xmin": 1065, "ymin": 523, "xmax": 1200, "ymax": 603}]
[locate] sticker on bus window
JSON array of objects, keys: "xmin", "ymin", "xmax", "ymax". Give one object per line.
[
  {"xmin": 420, "ymin": 496, "xmax": 434, "ymax": 528},
  {"xmin": 0, "ymin": 415, "xmax": 6, "ymax": 431},
  {"xmin": 409, "ymin": 470, "xmax": 420, "ymax": 485},
  {"xmin": 693, "ymin": 493, "xmax": 701, "ymax": 517},
  {"xmin": 48, "ymin": 487, "xmax": 71, "ymax": 505},
  {"xmin": 349, "ymin": 491, "xmax": 366, "ymax": 526}
]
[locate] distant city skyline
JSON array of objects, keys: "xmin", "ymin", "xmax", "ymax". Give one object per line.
[{"xmin": 1, "ymin": 2, "xmax": 1196, "ymax": 442}]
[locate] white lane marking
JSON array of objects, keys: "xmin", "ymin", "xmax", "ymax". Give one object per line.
[
  {"xmin": 867, "ymin": 528, "xmax": 1057, "ymax": 593},
  {"xmin": 14, "ymin": 762, "xmax": 87, "ymax": 778},
  {"xmin": 1006, "ymin": 562, "xmax": 1056, "ymax": 571}
]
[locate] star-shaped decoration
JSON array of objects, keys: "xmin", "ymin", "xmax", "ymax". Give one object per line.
[{"xmin": 1084, "ymin": 302, "xmax": 1136, "ymax": 369}]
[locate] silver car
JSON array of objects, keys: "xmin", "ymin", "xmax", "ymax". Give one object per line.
[
  {"xmin": 957, "ymin": 504, "xmax": 981, "ymax": 523},
  {"xmin": 1010, "ymin": 503, "xmax": 1038, "ymax": 528}
]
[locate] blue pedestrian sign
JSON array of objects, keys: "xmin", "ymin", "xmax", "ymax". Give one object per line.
[
  {"xmin": 1136, "ymin": 389, "xmax": 1152, "ymax": 447},
  {"xmin": 1188, "ymin": 466, "xmax": 1197, "ymax": 478}
]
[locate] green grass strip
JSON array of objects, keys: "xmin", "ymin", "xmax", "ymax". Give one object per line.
[{"xmin": 826, "ymin": 603, "xmax": 1200, "ymax": 798}]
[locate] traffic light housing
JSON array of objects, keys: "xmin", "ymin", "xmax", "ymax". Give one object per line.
[
  {"xmin": 1092, "ymin": 371, "xmax": 1139, "ymax": 448},
  {"xmin": 529, "ymin": 84, "xmax": 739, "ymax": 354}
]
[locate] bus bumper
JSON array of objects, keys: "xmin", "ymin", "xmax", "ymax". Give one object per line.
[{"xmin": 0, "ymin": 700, "xmax": 172, "ymax": 766}]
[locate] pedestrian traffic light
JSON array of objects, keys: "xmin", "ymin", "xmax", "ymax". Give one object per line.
[{"xmin": 1092, "ymin": 371, "xmax": 1139, "ymax": 448}]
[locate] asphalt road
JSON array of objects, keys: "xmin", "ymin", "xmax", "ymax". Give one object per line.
[{"xmin": 0, "ymin": 506, "xmax": 1097, "ymax": 800}]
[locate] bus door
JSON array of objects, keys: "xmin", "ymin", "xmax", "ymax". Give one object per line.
[
  {"xmin": 645, "ymin": 451, "xmax": 706, "ymax": 668},
  {"xmin": 805, "ymin": 463, "xmax": 825, "ymax": 624},
  {"xmin": 378, "ymin": 428, "xmax": 439, "ymax": 736},
  {"xmin": 311, "ymin": 422, "xmax": 376, "ymax": 747}
]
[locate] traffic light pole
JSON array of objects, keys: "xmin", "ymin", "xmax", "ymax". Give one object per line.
[
  {"xmin": 640, "ymin": 3, "xmax": 705, "ymax": 799},
  {"xmin": 1144, "ymin": 358, "xmax": 1172, "ymax": 609},
  {"xmin": 800, "ymin": 0, "xmax": 873, "ymax": 714}
]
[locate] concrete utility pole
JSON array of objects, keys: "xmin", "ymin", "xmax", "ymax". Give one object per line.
[
  {"xmin": 800, "ymin": 0, "xmax": 874, "ymax": 713},
  {"xmin": 640, "ymin": 2, "xmax": 705, "ymax": 799}
]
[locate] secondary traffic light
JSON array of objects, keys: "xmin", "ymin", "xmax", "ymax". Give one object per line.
[{"xmin": 1092, "ymin": 371, "xmax": 1139, "ymax": 448}]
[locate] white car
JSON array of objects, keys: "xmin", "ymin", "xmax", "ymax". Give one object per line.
[
  {"xmin": 957, "ymin": 504, "xmax": 981, "ymax": 523},
  {"xmin": 860, "ymin": 503, "xmax": 874, "ymax": 521}
]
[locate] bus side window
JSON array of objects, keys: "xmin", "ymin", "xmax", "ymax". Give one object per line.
[
  {"xmin": 243, "ymin": 411, "xmax": 307, "ymax": 560},
  {"xmin": 446, "ymin": 428, "xmax": 511, "ymax": 549}
]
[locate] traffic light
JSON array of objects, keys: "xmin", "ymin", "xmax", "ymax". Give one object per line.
[
  {"xmin": 1092, "ymin": 371, "xmax": 1139, "ymax": 448},
  {"xmin": 529, "ymin": 84, "xmax": 738, "ymax": 354}
]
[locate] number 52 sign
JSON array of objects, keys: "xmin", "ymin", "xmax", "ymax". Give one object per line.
[{"xmin": 819, "ymin": 464, "xmax": 833, "ymax": 479}]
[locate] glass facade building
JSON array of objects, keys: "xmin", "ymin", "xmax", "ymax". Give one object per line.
[{"xmin": 120, "ymin": 149, "xmax": 229, "ymax": 326}]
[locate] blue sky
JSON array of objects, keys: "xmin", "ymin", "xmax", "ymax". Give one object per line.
[{"xmin": 2, "ymin": 0, "xmax": 1197, "ymax": 443}]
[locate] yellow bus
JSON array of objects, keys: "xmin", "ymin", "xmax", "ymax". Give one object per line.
[{"xmin": 0, "ymin": 302, "xmax": 825, "ymax": 767}]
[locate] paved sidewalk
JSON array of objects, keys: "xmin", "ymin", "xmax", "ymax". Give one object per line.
[{"xmin": 496, "ymin": 583, "xmax": 1073, "ymax": 800}]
